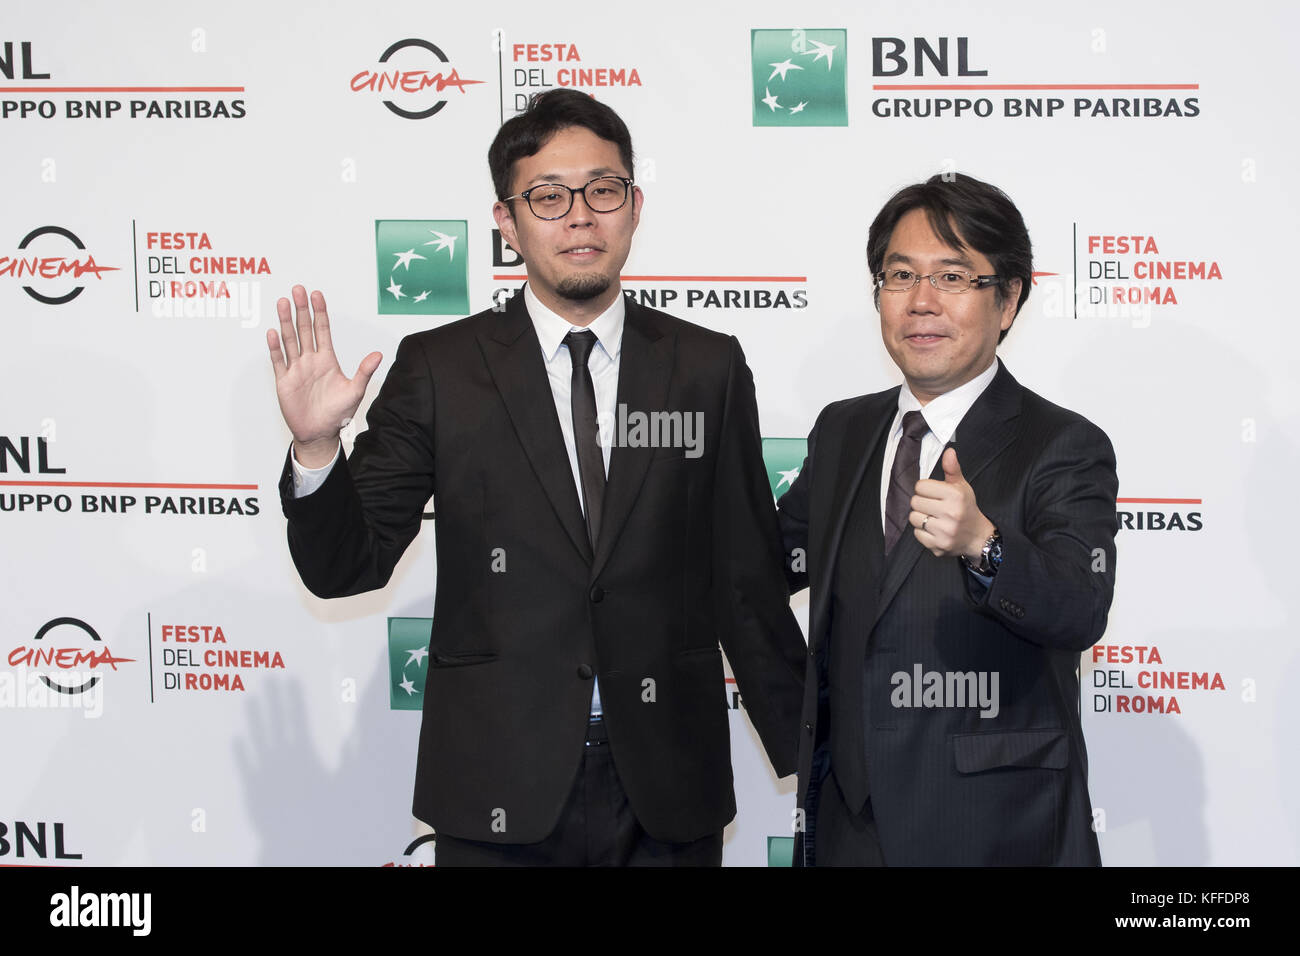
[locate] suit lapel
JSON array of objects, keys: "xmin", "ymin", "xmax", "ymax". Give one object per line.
[
  {"xmin": 591, "ymin": 299, "xmax": 674, "ymax": 580},
  {"xmin": 808, "ymin": 390, "xmax": 897, "ymax": 652},
  {"xmin": 942, "ymin": 362, "xmax": 1023, "ymax": 486},
  {"xmin": 871, "ymin": 362, "xmax": 1024, "ymax": 628},
  {"xmin": 477, "ymin": 292, "xmax": 592, "ymax": 564}
]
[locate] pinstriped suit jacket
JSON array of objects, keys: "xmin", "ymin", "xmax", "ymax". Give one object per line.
[{"xmin": 778, "ymin": 363, "xmax": 1117, "ymax": 865}]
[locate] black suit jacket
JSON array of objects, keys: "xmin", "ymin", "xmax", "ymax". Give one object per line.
[
  {"xmin": 778, "ymin": 363, "xmax": 1117, "ymax": 865},
  {"xmin": 279, "ymin": 291, "xmax": 805, "ymax": 844}
]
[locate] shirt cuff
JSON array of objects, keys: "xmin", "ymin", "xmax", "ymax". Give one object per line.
[{"xmin": 289, "ymin": 442, "xmax": 341, "ymax": 498}]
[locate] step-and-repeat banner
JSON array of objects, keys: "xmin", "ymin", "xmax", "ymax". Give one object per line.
[{"xmin": 3, "ymin": 0, "xmax": 1295, "ymax": 866}]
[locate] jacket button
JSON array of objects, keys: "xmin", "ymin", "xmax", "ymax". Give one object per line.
[
  {"xmin": 804, "ymin": 722, "xmax": 814, "ymax": 733},
  {"xmin": 577, "ymin": 664, "xmax": 594, "ymax": 680},
  {"xmin": 590, "ymin": 586, "xmax": 605, "ymax": 603}
]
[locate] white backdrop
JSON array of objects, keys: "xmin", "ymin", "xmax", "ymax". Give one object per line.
[{"xmin": 1, "ymin": 0, "xmax": 1296, "ymax": 866}]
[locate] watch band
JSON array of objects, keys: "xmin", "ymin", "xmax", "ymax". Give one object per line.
[{"xmin": 964, "ymin": 529, "xmax": 1002, "ymax": 576}]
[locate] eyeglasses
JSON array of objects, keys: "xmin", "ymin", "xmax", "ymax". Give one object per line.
[
  {"xmin": 875, "ymin": 269, "xmax": 1002, "ymax": 294},
  {"xmin": 505, "ymin": 176, "xmax": 634, "ymax": 220}
]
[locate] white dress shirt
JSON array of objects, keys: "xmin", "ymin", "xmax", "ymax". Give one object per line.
[
  {"xmin": 523, "ymin": 283, "xmax": 623, "ymax": 504},
  {"xmin": 290, "ymin": 283, "xmax": 624, "ymax": 713},
  {"xmin": 879, "ymin": 358, "xmax": 1000, "ymax": 581}
]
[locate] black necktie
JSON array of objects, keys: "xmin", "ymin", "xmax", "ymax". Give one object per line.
[
  {"xmin": 565, "ymin": 330, "xmax": 605, "ymax": 550},
  {"xmin": 884, "ymin": 410, "xmax": 928, "ymax": 554}
]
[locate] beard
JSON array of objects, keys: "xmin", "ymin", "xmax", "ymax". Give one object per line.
[{"xmin": 556, "ymin": 272, "xmax": 612, "ymax": 301}]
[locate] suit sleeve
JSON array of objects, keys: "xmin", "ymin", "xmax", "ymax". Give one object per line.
[
  {"xmin": 775, "ymin": 412, "xmax": 824, "ymax": 597},
  {"xmin": 966, "ymin": 418, "xmax": 1118, "ymax": 652},
  {"xmin": 279, "ymin": 335, "xmax": 436, "ymax": 598},
  {"xmin": 711, "ymin": 336, "xmax": 807, "ymax": 777}
]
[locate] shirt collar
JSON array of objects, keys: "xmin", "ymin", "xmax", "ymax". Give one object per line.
[
  {"xmin": 895, "ymin": 357, "xmax": 1000, "ymax": 444},
  {"xmin": 524, "ymin": 282, "xmax": 625, "ymax": 364}
]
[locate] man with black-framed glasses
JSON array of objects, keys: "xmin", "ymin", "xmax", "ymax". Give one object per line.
[
  {"xmin": 777, "ymin": 173, "xmax": 1118, "ymax": 866},
  {"xmin": 269, "ymin": 89, "xmax": 805, "ymax": 866}
]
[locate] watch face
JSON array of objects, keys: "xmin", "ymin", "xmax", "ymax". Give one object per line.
[{"xmin": 989, "ymin": 536, "xmax": 1003, "ymax": 568}]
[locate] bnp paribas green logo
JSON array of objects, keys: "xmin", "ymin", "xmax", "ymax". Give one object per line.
[
  {"xmin": 375, "ymin": 219, "xmax": 469, "ymax": 315},
  {"xmin": 762, "ymin": 437, "xmax": 807, "ymax": 499},
  {"xmin": 751, "ymin": 29, "xmax": 847, "ymax": 127},
  {"xmin": 767, "ymin": 835, "xmax": 795, "ymax": 867},
  {"xmin": 388, "ymin": 617, "xmax": 432, "ymax": 711}
]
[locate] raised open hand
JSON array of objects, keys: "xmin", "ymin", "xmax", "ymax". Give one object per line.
[{"xmin": 267, "ymin": 285, "xmax": 382, "ymax": 467}]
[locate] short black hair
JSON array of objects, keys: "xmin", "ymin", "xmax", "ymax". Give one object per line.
[
  {"xmin": 488, "ymin": 89, "xmax": 635, "ymax": 203},
  {"xmin": 867, "ymin": 173, "xmax": 1032, "ymax": 343}
]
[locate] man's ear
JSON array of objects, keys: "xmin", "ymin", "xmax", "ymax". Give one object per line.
[
  {"xmin": 1000, "ymin": 277, "xmax": 1022, "ymax": 332},
  {"xmin": 630, "ymin": 184, "xmax": 644, "ymax": 231},
  {"xmin": 493, "ymin": 201, "xmax": 519, "ymax": 252}
]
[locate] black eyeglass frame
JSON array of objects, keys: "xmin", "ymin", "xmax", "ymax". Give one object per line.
[{"xmin": 505, "ymin": 176, "xmax": 636, "ymax": 221}]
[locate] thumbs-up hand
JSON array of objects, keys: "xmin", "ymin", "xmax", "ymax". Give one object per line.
[
  {"xmin": 911, "ymin": 446, "xmax": 997, "ymax": 559},
  {"xmin": 942, "ymin": 445, "xmax": 965, "ymax": 483}
]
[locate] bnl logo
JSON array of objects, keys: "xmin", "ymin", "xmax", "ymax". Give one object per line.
[
  {"xmin": 0, "ymin": 436, "xmax": 64, "ymax": 474},
  {"xmin": 873, "ymin": 38, "xmax": 986, "ymax": 76},
  {"xmin": 0, "ymin": 42, "xmax": 49, "ymax": 79}
]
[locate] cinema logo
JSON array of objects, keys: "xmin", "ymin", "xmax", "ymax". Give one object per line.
[
  {"xmin": 890, "ymin": 664, "xmax": 1000, "ymax": 718},
  {"xmin": 3, "ymin": 617, "xmax": 131, "ymax": 718},
  {"xmin": 868, "ymin": 35, "xmax": 1199, "ymax": 122},
  {"xmin": 353, "ymin": 39, "xmax": 483, "ymax": 119},
  {"xmin": 507, "ymin": 41, "xmax": 642, "ymax": 115},
  {"xmin": 1090, "ymin": 644, "xmax": 1226, "ymax": 715},
  {"xmin": 50, "ymin": 886, "xmax": 150, "ymax": 936},
  {"xmin": 0, "ymin": 434, "xmax": 260, "ymax": 517},
  {"xmin": 10, "ymin": 617, "xmax": 132, "ymax": 693},
  {"xmin": 382, "ymin": 832, "xmax": 437, "ymax": 867},
  {"xmin": 155, "ymin": 622, "xmax": 285, "ymax": 694},
  {"xmin": 0, "ymin": 226, "xmax": 119, "ymax": 304},
  {"xmin": 1116, "ymin": 497, "xmax": 1203, "ymax": 532},
  {"xmin": 143, "ymin": 228, "xmax": 270, "ymax": 324}
]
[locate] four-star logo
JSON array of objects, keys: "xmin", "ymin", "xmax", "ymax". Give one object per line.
[
  {"xmin": 375, "ymin": 219, "xmax": 469, "ymax": 315},
  {"xmin": 751, "ymin": 29, "xmax": 848, "ymax": 127},
  {"xmin": 388, "ymin": 617, "xmax": 432, "ymax": 711},
  {"xmin": 762, "ymin": 437, "xmax": 808, "ymax": 499},
  {"xmin": 767, "ymin": 835, "xmax": 796, "ymax": 867}
]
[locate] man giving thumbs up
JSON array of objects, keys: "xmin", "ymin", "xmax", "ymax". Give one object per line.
[{"xmin": 777, "ymin": 173, "xmax": 1118, "ymax": 867}]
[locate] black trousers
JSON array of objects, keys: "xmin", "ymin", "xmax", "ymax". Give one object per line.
[{"xmin": 435, "ymin": 718, "xmax": 724, "ymax": 867}]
